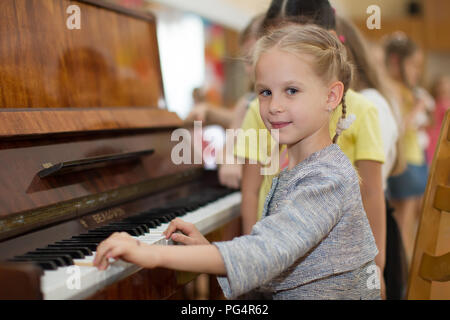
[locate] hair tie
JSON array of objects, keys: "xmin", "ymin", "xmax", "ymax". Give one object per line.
[
  {"xmin": 336, "ymin": 114, "xmax": 356, "ymax": 136},
  {"xmin": 339, "ymin": 35, "xmax": 346, "ymax": 44}
]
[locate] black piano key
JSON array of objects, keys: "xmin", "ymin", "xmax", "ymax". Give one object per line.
[
  {"xmin": 46, "ymin": 245, "xmax": 92, "ymax": 255},
  {"xmin": 163, "ymin": 213, "xmax": 177, "ymax": 220},
  {"xmin": 89, "ymin": 227, "xmax": 141, "ymax": 236},
  {"xmin": 86, "ymin": 228, "xmax": 116, "ymax": 235},
  {"xmin": 62, "ymin": 239, "xmax": 104, "ymax": 245},
  {"xmin": 107, "ymin": 223, "xmax": 149, "ymax": 234},
  {"xmin": 154, "ymin": 213, "xmax": 176, "ymax": 221},
  {"xmin": 99, "ymin": 223, "xmax": 148, "ymax": 235},
  {"xmin": 59, "ymin": 240, "xmax": 105, "ymax": 248},
  {"xmin": 9, "ymin": 259, "xmax": 58, "ymax": 270},
  {"xmin": 151, "ymin": 207, "xmax": 185, "ymax": 216},
  {"xmin": 34, "ymin": 248, "xmax": 85, "ymax": 259},
  {"xmin": 54, "ymin": 241, "xmax": 98, "ymax": 251},
  {"xmin": 122, "ymin": 219, "xmax": 157, "ymax": 228},
  {"xmin": 153, "ymin": 216, "xmax": 169, "ymax": 223},
  {"xmin": 12, "ymin": 256, "xmax": 65, "ymax": 267},
  {"xmin": 72, "ymin": 233, "xmax": 110, "ymax": 239},
  {"xmin": 174, "ymin": 210, "xmax": 186, "ymax": 217},
  {"xmin": 143, "ymin": 220, "xmax": 158, "ymax": 228},
  {"xmin": 22, "ymin": 253, "xmax": 74, "ymax": 266},
  {"xmin": 149, "ymin": 219, "xmax": 162, "ymax": 226}
]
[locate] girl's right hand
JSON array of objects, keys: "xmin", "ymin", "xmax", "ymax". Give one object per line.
[{"xmin": 163, "ymin": 218, "xmax": 210, "ymax": 245}]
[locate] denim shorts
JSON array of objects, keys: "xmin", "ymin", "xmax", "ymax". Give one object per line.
[{"xmin": 387, "ymin": 163, "xmax": 428, "ymax": 200}]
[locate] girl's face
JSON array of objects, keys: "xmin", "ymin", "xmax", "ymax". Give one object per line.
[
  {"xmin": 404, "ymin": 50, "xmax": 423, "ymax": 87},
  {"xmin": 255, "ymin": 48, "xmax": 337, "ymax": 146}
]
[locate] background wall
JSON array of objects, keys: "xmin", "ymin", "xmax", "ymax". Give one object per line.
[{"xmin": 105, "ymin": 0, "xmax": 450, "ymax": 116}]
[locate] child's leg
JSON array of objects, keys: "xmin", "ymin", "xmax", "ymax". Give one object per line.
[{"xmin": 391, "ymin": 197, "xmax": 419, "ymax": 267}]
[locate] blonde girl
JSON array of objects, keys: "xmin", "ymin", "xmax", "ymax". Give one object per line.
[{"xmin": 93, "ymin": 24, "xmax": 380, "ymax": 300}]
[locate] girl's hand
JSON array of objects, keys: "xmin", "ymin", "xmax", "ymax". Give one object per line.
[
  {"xmin": 218, "ymin": 163, "xmax": 242, "ymax": 189},
  {"xmin": 163, "ymin": 218, "xmax": 209, "ymax": 245},
  {"xmin": 185, "ymin": 103, "xmax": 209, "ymax": 123},
  {"xmin": 93, "ymin": 232, "xmax": 158, "ymax": 270}
]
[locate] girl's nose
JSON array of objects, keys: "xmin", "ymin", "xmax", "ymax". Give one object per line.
[{"xmin": 269, "ymin": 101, "xmax": 284, "ymax": 114}]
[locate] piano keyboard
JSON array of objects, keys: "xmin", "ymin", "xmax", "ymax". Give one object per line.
[{"xmin": 10, "ymin": 188, "xmax": 241, "ymax": 300}]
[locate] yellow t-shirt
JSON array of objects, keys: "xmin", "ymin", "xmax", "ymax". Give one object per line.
[
  {"xmin": 234, "ymin": 89, "xmax": 385, "ymax": 219},
  {"xmin": 395, "ymin": 82, "xmax": 424, "ymax": 166}
]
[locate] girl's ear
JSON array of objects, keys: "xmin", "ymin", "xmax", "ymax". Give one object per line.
[{"xmin": 326, "ymin": 81, "xmax": 344, "ymax": 111}]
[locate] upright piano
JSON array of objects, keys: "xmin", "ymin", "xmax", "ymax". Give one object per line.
[{"xmin": 0, "ymin": 0, "xmax": 241, "ymax": 299}]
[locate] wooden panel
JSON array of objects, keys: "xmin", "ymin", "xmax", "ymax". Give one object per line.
[
  {"xmin": 420, "ymin": 252, "xmax": 450, "ymax": 282},
  {"xmin": 0, "ymin": 0, "xmax": 164, "ymax": 108},
  {"xmin": 424, "ymin": 0, "xmax": 450, "ymax": 51},
  {"xmin": 0, "ymin": 262, "xmax": 43, "ymax": 299},
  {"xmin": 408, "ymin": 110, "xmax": 450, "ymax": 299},
  {"xmin": 434, "ymin": 186, "xmax": 450, "ymax": 212},
  {"xmin": 0, "ymin": 108, "xmax": 182, "ymax": 138},
  {"xmin": 0, "ymin": 131, "xmax": 196, "ymax": 219}
]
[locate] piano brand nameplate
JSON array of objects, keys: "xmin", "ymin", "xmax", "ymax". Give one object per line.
[{"xmin": 79, "ymin": 208, "xmax": 127, "ymax": 229}]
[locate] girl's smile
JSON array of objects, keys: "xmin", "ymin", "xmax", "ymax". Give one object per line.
[{"xmin": 269, "ymin": 121, "xmax": 292, "ymax": 129}]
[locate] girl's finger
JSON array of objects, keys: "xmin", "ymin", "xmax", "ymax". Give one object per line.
[
  {"xmin": 164, "ymin": 218, "xmax": 191, "ymax": 238},
  {"xmin": 94, "ymin": 239, "xmax": 114, "ymax": 267},
  {"xmin": 99, "ymin": 255, "xmax": 110, "ymax": 270},
  {"xmin": 163, "ymin": 220, "xmax": 176, "ymax": 238},
  {"xmin": 106, "ymin": 245, "xmax": 124, "ymax": 260},
  {"xmin": 171, "ymin": 232, "xmax": 194, "ymax": 245}
]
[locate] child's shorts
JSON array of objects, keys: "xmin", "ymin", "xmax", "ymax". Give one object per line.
[{"xmin": 387, "ymin": 163, "xmax": 428, "ymax": 200}]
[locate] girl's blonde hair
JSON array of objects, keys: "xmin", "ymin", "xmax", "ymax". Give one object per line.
[{"xmin": 253, "ymin": 23, "xmax": 354, "ymax": 143}]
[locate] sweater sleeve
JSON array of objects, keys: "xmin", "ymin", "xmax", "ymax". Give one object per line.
[{"xmin": 213, "ymin": 174, "xmax": 346, "ymax": 299}]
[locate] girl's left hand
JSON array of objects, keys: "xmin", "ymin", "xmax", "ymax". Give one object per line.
[{"xmin": 93, "ymin": 232, "xmax": 155, "ymax": 270}]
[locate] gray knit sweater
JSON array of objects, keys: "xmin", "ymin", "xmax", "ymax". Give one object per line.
[{"xmin": 214, "ymin": 144, "xmax": 379, "ymax": 299}]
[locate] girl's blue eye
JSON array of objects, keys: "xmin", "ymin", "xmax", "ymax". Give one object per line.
[
  {"xmin": 259, "ymin": 89, "xmax": 271, "ymax": 97},
  {"xmin": 286, "ymin": 87, "xmax": 298, "ymax": 95}
]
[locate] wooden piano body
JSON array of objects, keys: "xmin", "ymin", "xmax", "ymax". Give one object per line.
[{"xmin": 0, "ymin": 0, "xmax": 240, "ymax": 299}]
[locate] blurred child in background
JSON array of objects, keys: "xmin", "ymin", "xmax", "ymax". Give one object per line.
[
  {"xmin": 384, "ymin": 32, "xmax": 429, "ymax": 266},
  {"xmin": 335, "ymin": 16, "xmax": 409, "ymax": 300}
]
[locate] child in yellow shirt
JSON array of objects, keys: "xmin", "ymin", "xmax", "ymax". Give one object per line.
[{"xmin": 234, "ymin": 0, "xmax": 387, "ymax": 298}]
